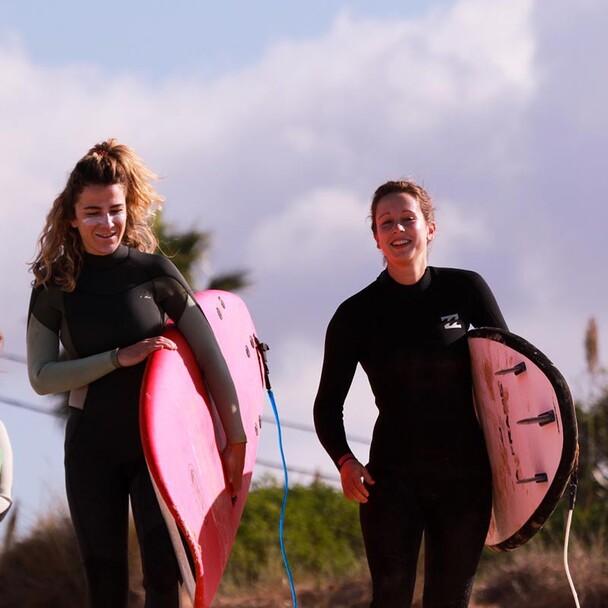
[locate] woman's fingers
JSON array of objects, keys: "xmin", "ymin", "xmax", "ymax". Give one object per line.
[
  {"xmin": 116, "ymin": 336, "xmax": 177, "ymax": 367},
  {"xmin": 340, "ymin": 460, "xmax": 375, "ymax": 503}
]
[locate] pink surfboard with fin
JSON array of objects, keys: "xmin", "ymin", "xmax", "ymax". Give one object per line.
[
  {"xmin": 140, "ymin": 290, "xmax": 265, "ymax": 606},
  {"xmin": 468, "ymin": 328, "xmax": 578, "ymax": 551}
]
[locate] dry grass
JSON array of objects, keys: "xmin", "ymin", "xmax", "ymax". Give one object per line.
[
  {"xmin": 474, "ymin": 539, "xmax": 608, "ymax": 608},
  {"xmin": 0, "ymin": 505, "xmax": 145, "ymax": 608},
  {"xmin": 0, "ymin": 509, "xmax": 85, "ymax": 608},
  {"xmin": 1, "ymin": 506, "xmax": 606, "ymax": 608}
]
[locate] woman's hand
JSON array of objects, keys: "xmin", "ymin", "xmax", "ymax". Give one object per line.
[
  {"xmin": 116, "ymin": 336, "xmax": 177, "ymax": 367},
  {"xmin": 221, "ymin": 442, "xmax": 246, "ymax": 498},
  {"xmin": 340, "ymin": 459, "xmax": 375, "ymax": 503}
]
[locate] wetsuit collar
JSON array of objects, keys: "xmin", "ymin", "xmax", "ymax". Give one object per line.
[
  {"xmin": 378, "ymin": 266, "xmax": 432, "ymax": 294},
  {"xmin": 82, "ymin": 244, "xmax": 129, "ymax": 269}
]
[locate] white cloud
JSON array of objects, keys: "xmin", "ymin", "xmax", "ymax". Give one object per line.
[{"xmin": 247, "ymin": 188, "xmax": 371, "ymax": 275}]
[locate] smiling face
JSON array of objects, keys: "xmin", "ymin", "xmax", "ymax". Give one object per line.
[
  {"xmin": 70, "ymin": 183, "xmax": 127, "ymax": 256},
  {"xmin": 373, "ymin": 192, "xmax": 436, "ymax": 279}
]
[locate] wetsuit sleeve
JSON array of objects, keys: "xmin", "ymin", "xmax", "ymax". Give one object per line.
[
  {"xmin": 27, "ymin": 289, "xmax": 120, "ymax": 395},
  {"xmin": 154, "ymin": 274, "xmax": 246, "ymax": 445},
  {"xmin": 467, "ymin": 272, "xmax": 509, "ymax": 331},
  {"xmin": 313, "ymin": 304, "xmax": 359, "ymax": 469},
  {"xmin": 0, "ymin": 421, "xmax": 13, "ymax": 521}
]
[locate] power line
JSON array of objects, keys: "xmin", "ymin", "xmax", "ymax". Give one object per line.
[
  {"xmin": 0, "ymin": 395, "xmax": 54, "ymax": 416},
  {"xmin": 1, "ymin": 352, "xmax": 369, "ymax": 479},
  {"xmin": 0, "ymin": 353, "xmax": 27, "ymax": 364},
  {"xmin": 0, "ymin": 356, "xmax": 373, "ymax": 446},
  {"xmin": 255, "ymin": 458, "xmax": 340, "ymax": 484},
  {"xmin": 0, "ymin": 395, "xmax": 340, "ymax": 483},
  {"xmin": 261, "ymin": 415, "xmax": 370, "ymax": 446}
]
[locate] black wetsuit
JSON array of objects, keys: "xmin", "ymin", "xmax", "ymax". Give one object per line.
[
  {"xmin": 313, "ymin": 267, "xmax": 508, "ymax": 608},
  {"xmin": 27, "ymin": 245, "xmax": 245, "ymax": 608}
]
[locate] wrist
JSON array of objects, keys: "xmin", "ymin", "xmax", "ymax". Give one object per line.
[
  {"xmin": 337, "ymin": 453, "xmax": 357, "ymax": 470},
  {"xmin": 111, "ymin": 348, "xmax": 122, "ymax": 368}
]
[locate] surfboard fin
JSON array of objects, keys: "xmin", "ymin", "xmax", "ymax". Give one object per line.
[
  {"xmin": 516, "ymin": 473, "xmax": 549, "ymax": 484},
  {"xmin": 495, "ymin": 361, "xmax": 527, "ymax": 376},
  {"xmin": 516, "ymin": 410, "xmax": 556, "ymax": 427}
]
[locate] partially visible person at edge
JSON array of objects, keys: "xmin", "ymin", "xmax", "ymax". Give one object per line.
[
  {"xmin": 0, "ymin": 332, "xmax": 14, "ymax": 523},
  {"xmin": 313, "ymin": 179, "xmax": 508, "ymax": 608},
  {"xmin": 26, "ymin": 139, "xmax": 246, "ymax": 608}
]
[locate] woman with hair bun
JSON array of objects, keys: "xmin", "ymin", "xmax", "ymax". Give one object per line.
[
  {"xmin": 314, "ymin": 179, "xmax": 508, "ymax": 608},
  {"xmin": 27, "ymin": 139, "xmax": 246, "ymax": 607}
]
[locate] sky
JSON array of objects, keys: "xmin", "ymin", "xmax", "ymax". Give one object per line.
[{"xmin": 1, "ymin": 0, "xmax": 607, "ymax": 535}]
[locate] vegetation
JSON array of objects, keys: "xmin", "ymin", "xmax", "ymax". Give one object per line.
[
  {"xmin": 220, "ymin": 476, "xmax": 365, "ymax": 591},
  {"xmin": 154, "ymin": 215, "xmax": 249, "ymax": 292}
]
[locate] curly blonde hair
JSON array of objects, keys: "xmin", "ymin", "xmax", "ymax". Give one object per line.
[{"xmin": 30, "ymin": 139, "xmax": 164, "ymax": 291}]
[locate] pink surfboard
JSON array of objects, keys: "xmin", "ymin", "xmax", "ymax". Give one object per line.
[
  {"xmin": 140, "ymin": 290, "xmax": 265, "ymax": 606},
  {"xmin": 468, "ymin": 328, "xmax": 578, "ymax": 551}
]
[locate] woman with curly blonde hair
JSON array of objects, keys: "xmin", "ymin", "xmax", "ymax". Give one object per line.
[
  {"xmin": 27, "ymin": 139, "xmax": 246, "ymax": 608},
  {"xmin": 31, "ymin": 139, "xmax": 161, "ymax": 291}
]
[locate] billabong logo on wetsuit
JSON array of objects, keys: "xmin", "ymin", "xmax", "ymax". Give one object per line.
[
  {"xmin": 138, "ymin": 289, "xmax": 153, "ymax": 300},
  {"xmin": 441, "ymin": 314, "xmax": 463, "ymax": 329}
]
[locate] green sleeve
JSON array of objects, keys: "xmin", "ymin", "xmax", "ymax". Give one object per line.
[{"xmin": 27, "ymin": 315, "xmax": 120, "ymax": 395}]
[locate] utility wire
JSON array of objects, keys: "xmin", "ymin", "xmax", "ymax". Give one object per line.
[
  {"xmin": 0, "ymin": 394, "xmax": 343, "ymax": 482},
  {"xmin": 1, "ymin": 357, "xmax": 372, "ymax": 446},
  {"xmin": 256, "ymin": 458, "xmax": 339, "ymax": 484},
  {"xmin": 0, "ymin": 353, "xmax": 27, "ymax": 364},
  {"xmin": 0, "ymin": 395, "xmax": 54, "ymax": 416},
  {"xmin": 261, "ymin": 415, "xmax": 370, "ymax": 445}
]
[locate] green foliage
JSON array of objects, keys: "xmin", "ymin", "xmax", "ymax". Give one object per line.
[
  {"xmin": 567, "ymin": 394, "xmax": 608, "ymax": 541},
  {"xmin": 221, "ymin": 476, "xmax": 365, "ymax": 588},
  {"xmin": 154, "ymin": 216, "xmax": 212, "ymax": 288}
]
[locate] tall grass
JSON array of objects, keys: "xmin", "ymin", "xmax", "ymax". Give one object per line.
[
  {"xmin": 476, "ymin": 536, "xmax": 607, "ymax": 608},
  {"xmin": 0, "ymin": 504, "xmax": 145, "ymax": 608}
]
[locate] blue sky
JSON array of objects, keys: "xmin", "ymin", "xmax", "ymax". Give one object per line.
[
  {"xmin": 1, "ymin": 0, "xmax": 447, "ymax": 80},
  {"xmin": 1, "ymin": 0, "xmax": 607, "ymax": 533}
]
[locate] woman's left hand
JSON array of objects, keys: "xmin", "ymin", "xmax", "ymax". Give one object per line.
[
  {"xmin": 221, "ymin": 442, "xmax": 246, "ymax": 498},
  {"xmin": 116, "ymin": 336, "xmax": 177, "ymax": 367}
]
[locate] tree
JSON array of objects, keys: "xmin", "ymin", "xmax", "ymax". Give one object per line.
[{"xmin": 154, "ymin": 215, "xmax": 249, "ymax": 292}]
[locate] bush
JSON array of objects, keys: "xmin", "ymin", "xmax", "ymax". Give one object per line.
[{"xmin": 220, "ymin": 476, "xmax": 366, "ymax": 589}]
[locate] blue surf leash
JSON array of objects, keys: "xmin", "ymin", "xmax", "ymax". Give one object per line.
[{"xmin": 256, "ymin": 340, "xmax": 298, "ymax": 608}]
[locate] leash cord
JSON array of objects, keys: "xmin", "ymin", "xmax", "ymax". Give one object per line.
[
  {"xmin": 563, "ymin": 473, "xmax": 580, "ymax": 608},
  {"xmin": 267, "ymin": 387, "xmax": 298, "ymax": 607},
  {"xmin": 256, "ymin": 338, "xmax": 297, "ymax": 607}
]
